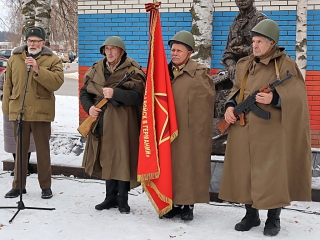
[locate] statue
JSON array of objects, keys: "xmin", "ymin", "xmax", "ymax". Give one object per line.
[{"xmin": 212, "ymin": 0, "xmax": 268, "ymax": 154}]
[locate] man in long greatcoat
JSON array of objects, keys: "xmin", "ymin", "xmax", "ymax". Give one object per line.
[
  {"xmin": 162, "ymin": 31, "xmax": 216, "ymax": 221},
  {"xmin": 80, "ymin": 36, "xmax": 146, "ymax": 214},
  {"xmin": 219, "ymin": 19, "xmax": 312, "ymax": 236}
]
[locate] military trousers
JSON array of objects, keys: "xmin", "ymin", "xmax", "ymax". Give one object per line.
[{"xmin": 12, "ymin": 121, "xmax": 52, "ymax": 190}]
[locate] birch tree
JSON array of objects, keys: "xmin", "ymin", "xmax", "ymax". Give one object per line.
[
  {"xmin": 21, "ymin": 0, "xmax": 52, "ymax": 45},
  {"xmin": 296, "ymin": 0, "xmax": 308, "ymax": 79},
  {"xmin": 190, "ymin": 0, "xmax": 213, "ymax": 68}
]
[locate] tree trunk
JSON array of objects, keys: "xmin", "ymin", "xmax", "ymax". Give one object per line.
[
  {"xmin": 190, "ymin": 0, "xmax": 213, "ymax": 68},
  {"xmin": 21, "ymin": 0, "xmax": 52, "ymax": 46},
  {"xmin": 296, "ymin": 0, "xmax": 308, "ymax": 79}
]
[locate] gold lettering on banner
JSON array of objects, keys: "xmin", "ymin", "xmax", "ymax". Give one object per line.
[{"xmin": 142, "ymin": 100, "xmax": 151, "ymax": 157}]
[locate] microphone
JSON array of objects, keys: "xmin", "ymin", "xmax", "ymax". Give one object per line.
[{"xmin": 26, "ymin": 52, "xmax": 34, "ymax": 72}]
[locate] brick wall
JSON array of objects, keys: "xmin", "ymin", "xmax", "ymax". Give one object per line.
[
  {"xmin": 307, "ymin": 71, "xmax": 320, "ymax": 147},
  {"xmin": 77, "ymin": 1, "xmax": 320, "ymax": 147}
]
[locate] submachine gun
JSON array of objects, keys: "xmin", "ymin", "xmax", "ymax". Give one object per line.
[{"xmin": 217, "ymin": 70, "xmax": 293, "ymax": 134}]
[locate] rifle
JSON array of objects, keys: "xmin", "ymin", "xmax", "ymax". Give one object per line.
[
  {"xmin": 217, "ymin": 70, "xmax": 292, "ymax": 134},
  {"xmin": 77, "ymin": 68, "xmax": 135, "ymax": 138}
]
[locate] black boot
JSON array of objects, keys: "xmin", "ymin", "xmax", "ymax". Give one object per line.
[
  {"xmin": 95, "ymin": 180, "xmax": 118, "ymax": 210},
  {"xmin": 181, "ymin": 205, "xmax": 194, "ymax": 221},
  {"xmin": 235, "ymin": 204, "xmax": 261, "ymax": 231},
  {"xmin": 118, "ymin": 181, "xmax": 130, "ymax": 214},
  {"xmin": 163, "ymin": 205, "xmax": 182, "ymax": 219},
  {"xmin": 264, "ymin": 208, "xmax": 281, "ymax": 236}
]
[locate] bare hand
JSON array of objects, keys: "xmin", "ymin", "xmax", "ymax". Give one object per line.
[
  {"xmin": 256, "ymin": 92, "xmax": 273, "ymax": 104},
  {"xmin": 225, "ymin": 106, "xmax": 237, "ymax": 124},
  {"xmin": 89, "ymin": 106, "xmax": 102, "ymax": 118},
  {"xmin": 25, "ymin": 57, "xmax": 39, "ymax": 73},
  {"xmin": 102, "ymin": 87, "xmax": 114, "ymax": 98}
]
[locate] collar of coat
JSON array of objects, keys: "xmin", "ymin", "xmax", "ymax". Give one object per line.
[
  {"xmin": 87, "ymin": 56, "xmax": 137, "ymax": 85},
  {"xmin": 248, "ymin": 46, "xmax": 285, "ymax": 66},
  {"xmin": 169, "ymin": 59, "xmax": 200, "ymax": 79},
  {"xmin": 12, "ymin": 45, "xmax": 54, "ymax": 56}
]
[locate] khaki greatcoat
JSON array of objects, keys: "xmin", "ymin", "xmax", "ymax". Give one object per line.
[
  {"xmin": 219, "ymin": 47, "xmax": 312, "ymax": 209},
  {"xmin": 169, "ymin": 59, "xmax": 216, "ymax": 205},
  {"xmin": 82, "ymin": 57, "xmax": 146, "ymax": 182}
]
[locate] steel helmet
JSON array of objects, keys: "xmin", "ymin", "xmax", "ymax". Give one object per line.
[
  {"xmin": 168, "ymin": 30, "xmax": 195, "ymax": 52},
  {"xmin": 251, "ymin": 19, "xmax": 279, "ymax": 43},
  {"xmin": 100, "ymin": 36, "xmax": 126, "ymax": 55}
]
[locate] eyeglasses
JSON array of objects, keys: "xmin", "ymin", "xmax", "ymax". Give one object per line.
[{"xmin": 27, "ymin": 39, "xmax": 43, "ymax": 44}]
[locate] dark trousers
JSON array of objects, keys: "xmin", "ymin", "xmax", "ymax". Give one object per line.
[{"xmin": 13, "ymin": 121, "xmax": 51, "ymax": 190}]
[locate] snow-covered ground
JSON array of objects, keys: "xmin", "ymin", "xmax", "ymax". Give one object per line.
[{"xmin": 1, "ymin": 95, "xmax": 320, "ymax": 240}]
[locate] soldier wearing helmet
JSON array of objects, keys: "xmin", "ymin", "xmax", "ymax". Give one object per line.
[
  {"xmin": 162, "ymin": 31, "xmax": 215, "ymax": 221},
  {"xmin": 80, "ymin": 36, "xmax": 146, "ymax": 214},
  {"xmin": 219, "ymin": 19, "xmax": 311, "ymax": 237}
]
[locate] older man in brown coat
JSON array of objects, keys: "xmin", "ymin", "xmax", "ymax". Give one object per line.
[
  {"xmin": 219, "ymin": 19, "xmax": 312, "ymax": 236},
  {"xmin": 2, "ymin": 26, "xmax": 64, "ymax": 199},
  {"xmin": 80, "ymin": 36, "xmax": 146, "ymax": 214},
  {"xmin": 162, "ymin": 31, "xmax": 215, "ymax": 221}
]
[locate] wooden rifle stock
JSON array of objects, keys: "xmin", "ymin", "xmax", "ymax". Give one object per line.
[
  {"xmin": 77, "ymin": 98, "xmax": 108, "ymax": 138},
  {"xmin": 217, "ymin": 113, "xmax": 245, "ymax": 135}
]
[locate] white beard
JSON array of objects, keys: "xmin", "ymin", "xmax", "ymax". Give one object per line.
[{"xmin": 28, "ymin": 46, "xmax": 42, "ymax": 55}]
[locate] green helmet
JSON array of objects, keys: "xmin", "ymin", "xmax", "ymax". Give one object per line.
[
  {"xmin": 251, "ymin": 19, "xmax": 279, "ymax": 43},
  {"xmin": 100, "ymin": 36, "xmax": 126, "ymax": 55},
  {"xmin": 168, "ymin": 30, "xmax": 195, "ymax": 52}
]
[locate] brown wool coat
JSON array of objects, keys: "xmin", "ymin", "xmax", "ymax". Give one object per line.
[
  {"xmin": 170, "ymin": 59, "xmax": 216, "ymax": 205},
  {"xmin": 82, "ymin": 57, "xmax": 146, "ymax": 181},
  {"xmin": 219, "ymin": 47, "xmax": 312, "ymax": 209},
  {"xmin": 2, "ymin": 46, "xmax": 64, "ymax": 122}
]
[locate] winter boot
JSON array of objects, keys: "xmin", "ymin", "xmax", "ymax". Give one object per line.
[
  {"xmin": 235, "ymin": 204, "xmax": 261, "ymax": 231},
  {"xmin": 180, "ymin": 205, "xmax": 194, "ymax": 221},
  {"xmin": 95, "ymin": 180, "xmax": 118, "ymax": 210},
  {"xmin": 118, "ymin": 180, "xmax": 130, "ymax": 214},
  {"xmin": 264, "ymin": 208, "xmax": 281, "ymax": 236},
  {"xmin": 163, "ymin": 205, "xmax": 182, "ymax": 219}
]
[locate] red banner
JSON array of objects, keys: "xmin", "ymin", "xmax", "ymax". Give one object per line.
[{"xmin": 137, "ymin": 2, "xmax": 178, "ymax": 217}]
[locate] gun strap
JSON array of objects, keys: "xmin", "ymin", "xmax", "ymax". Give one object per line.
[
  {"xmin": 238, "ymin": 72, "xmax": 248, "ymax": 104},
  {"xmin": 274, "ymin": 58, "xmax": 280, "ymax": 80},
  {"xmin": 127, "ymin": 65, "xmax": 135, "ymax": 76}
]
